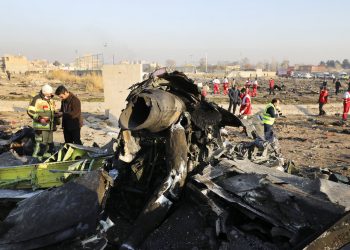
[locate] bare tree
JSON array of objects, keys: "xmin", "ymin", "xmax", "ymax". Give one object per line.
[
  {"xmin": 240, "ymin": 57, "xmax": 250, "ymax": 69},
  {"xmin": 53, "ymin": 60, "xmax": 61, "ymax": 67},
  {"xmin": 198, "ymin": 58, "xmax": 206, "ymax": 72}
]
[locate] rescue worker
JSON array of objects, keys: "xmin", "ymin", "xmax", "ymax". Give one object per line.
[
  {"xmin": 228, "ymin": 84, "xmax": 241, "ymax": 115},
  {"xmin": 335, "ymin": 79, "xmax": 341, "ymax": 95},
  {"xmin": 244, "ymin": 79, "xmax": 251, "ymax": 92},
  {"xmin": 269, "ymin": 78, "xmax": 275, "ymax": 95},
  {"xmin": 223, "ymin": 76, "xmax": 229, "ymax": 95},
  {"xmin": 318, "ymin": 86, "xmax": 328, "ymax": 116},
  {"xmin": 213, "ymin": 78, "xmax": 220, "ymax": 94},
  {"xmin": 342, "ymin": 87, "xmax": 350, "ymax": 122},
  {"xmin": 252, "ymin": 78, "xmax": 258, "ymax": 97},
  {"xmin": 239, "ymin": 88, "xmax": 252, "ymax": 119},
  {"xmin": 201, "ymin": 85, "xmax": 209, "ymax": 97},
  {"xmin": 27, "ymin": 84, "xmax": 57, "ymax": 160},
  {"xmin": 262, "ymin": 98, "xmax": 281, "ymax": 155}
]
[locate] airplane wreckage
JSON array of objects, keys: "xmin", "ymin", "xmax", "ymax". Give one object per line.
[{"xmin": 0, "ymin": 69, "xmax": 349, "ymax": 250}]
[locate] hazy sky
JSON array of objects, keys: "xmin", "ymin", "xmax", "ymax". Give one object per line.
[{"xmin": 1, "ymin": 0, "xmax": 349, "ymax": 65}]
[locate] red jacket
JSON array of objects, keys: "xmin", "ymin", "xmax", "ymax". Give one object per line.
[
  {"xmin": 319, "ymin": 89, "xmax": 328, "ymax": 104},
  {"xmin": 269, "ymin": 79, "xmax": 274, "ymax": 88},
  {"xmin": 239, "ymin": 94, "xmax": 252, "ymax": 115}
]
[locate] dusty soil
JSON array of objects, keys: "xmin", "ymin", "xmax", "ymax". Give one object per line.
[
  {"xmin": 227, "ymin": 114, "xmax": 350, "ymax": 178},
  {"xmin": 0, "ymin": 73, "xmax": 103, "ymax": 101}
]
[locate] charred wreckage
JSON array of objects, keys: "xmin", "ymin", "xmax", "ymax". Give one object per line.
[{"xmin": 0, "ymin": 70, "xmax": 349, "ymax": 250}]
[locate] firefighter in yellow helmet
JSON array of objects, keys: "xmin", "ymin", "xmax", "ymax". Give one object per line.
[{"xmin": 27, "ymin": 84, "xmax": 57, "ymax": 161}]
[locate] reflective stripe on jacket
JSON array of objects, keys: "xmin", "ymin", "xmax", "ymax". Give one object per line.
[
  {"xmin": 27, "ymin": 93, "xmax": 55, "ymax": 130},
  {"xmin": 262, "ymin": 103, "xmax": 276, "ymax": 125}
]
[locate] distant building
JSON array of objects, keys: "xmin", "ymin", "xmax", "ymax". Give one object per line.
[
  {"xmin": 225, "ymin": 65, "xmax": 241, "ymax": 71},
  {"xmin": 1, "ymin": 55, "xmax": 29, "ymax": 74},
  {"xmin": 0, "ymin": 57, "xmax": 4, "ymax": 72},
  {"xmin": 298, "ymin": 65, "xmax": 312, "ymax": 72},
  {"xmin": 295, "ymin": 64, "xmax": 327, "ymax": 73},
  {"xmin": 142, "ymin": 62, "xmax": 159, "ymax": 72},
  {"xmin": 74, "ymin": 54, "xmax": 103, "ymax": 70},
  {"xmin": 227, "ymin": 68, "xmax": 276, "ymax": 78},
  {"xmin": 311, "ymin": 65, "xmax": 327, "ymax": 73},
  {"xmin": 175, "ymin": 65, "xmax": 196, "ymax": 73},
  {"xmin": 28, "ymin": 59, "xmax": 57, "ymax": 73}
]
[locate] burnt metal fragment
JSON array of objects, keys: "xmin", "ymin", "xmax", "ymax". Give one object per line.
[{"xmin": 0, "ymin": 170, "xmax": 113, "ymax": 250}]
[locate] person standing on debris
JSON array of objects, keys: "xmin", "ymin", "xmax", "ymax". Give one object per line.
[
  {"xmin": 228, "ymin": 84, "xmax": 241, "ymax": 115},
  {"xmin": 262, "ymin": 98, "xmax": 281, "ymax": 143},
  {"xmin": 239, "ymin": 88, "xmax": 252, "ymax": 119},
  {"xmin": 318, "ymin": 86, "xmax": 328, "ymax": 116},
  {"xmin": 342, "ymin": 87, "xmax": 350, "ymax": 123},
  {"xmin": 335, "ymin": 79, "xmax": 341, "ymax": 95},
  {"xmin": 213, "ymin": 78, "xmax": 220, "ymax": 94},
  {"xmin": 252, "ymin": 78, "xmax": 258, "ymax": 97},
  {"xmin": 55, "ymin": 85, "xmax": 83, "ymax": 145},
  {"xmin": 223, "ymin": 76, "xmax": 229, "ymax": 95},
  {"xmin": 27, "ymin": 84, "xmax": 56, "ymax": 160},
  {"xmin": 269, "ymin": 78, "xmax": 275, "ymax": 95}
]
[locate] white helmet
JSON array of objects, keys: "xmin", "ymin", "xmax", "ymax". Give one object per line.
[{"xmin": 41, "ymin": 84, "xmax": 53, "ymax": 94}]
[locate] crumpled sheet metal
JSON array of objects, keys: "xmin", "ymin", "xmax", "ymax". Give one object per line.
[
  {"xmin": 0, "ymin": 170, "xmax": 113, "ymax": 250},
  {"xmin": 192, "ymin": 158, "xmax": 350, "ymax": 248}
]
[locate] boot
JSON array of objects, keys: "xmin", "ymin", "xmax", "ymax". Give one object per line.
[
  {"xmin": 48, "ymin": 143, "xmax": 55, "ymax": 154},
  {"xmin": 43, "ymin": 143, "xmax": 55, "ymax": 159},
  {"xmin": 32, "ymin": 143, "xmax": 46, "ymax": 162}
]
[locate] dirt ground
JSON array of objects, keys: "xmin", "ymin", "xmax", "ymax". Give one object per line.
[
  {"xmin": 0, "ymin": 73, "xmax": 103, "ymax": 101},
  {"xmin": 227, "ymin": 114, "xmax": 350, "ymax": 177}
]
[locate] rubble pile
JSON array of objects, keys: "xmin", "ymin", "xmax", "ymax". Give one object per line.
[{"xmin": 0, "ymin": 70, "xmax": 349, "ymax": 249}]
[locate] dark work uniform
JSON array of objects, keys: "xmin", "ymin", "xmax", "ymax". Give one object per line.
[
  {"xmin": 61, "ymin": 92, "xmax": 83, "ymax": 144},
  {"xmin": 228, "ymin": 87, "xmax": 241, "ymax": 115},
  {"xmin": 335, "ymin": 80, "xmax": 341, "ymax": 95}
]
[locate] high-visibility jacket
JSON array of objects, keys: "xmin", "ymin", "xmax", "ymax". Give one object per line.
[
  {"xmin": 262, "ymin": 103, "xmax": 276, "ymax": 125},
  {"xmin": 27, "ymin": 92, "xmax": 56, "ymax": 131}
]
